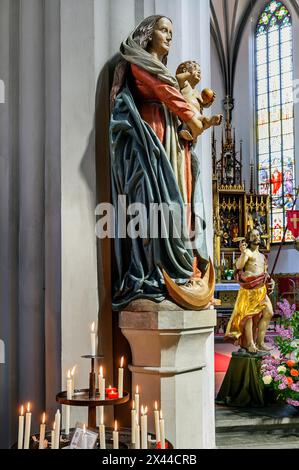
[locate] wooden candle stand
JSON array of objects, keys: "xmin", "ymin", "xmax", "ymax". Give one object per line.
[{"xmin": 56, "ymin": 355, "xmax": 130, "ymax": 429}]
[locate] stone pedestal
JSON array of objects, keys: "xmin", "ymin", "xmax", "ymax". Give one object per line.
[{"xmin": 119, "ymin": 304, "xmax": 217, "ymax": 449}]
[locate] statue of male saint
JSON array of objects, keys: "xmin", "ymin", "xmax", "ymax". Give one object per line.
[{"xmin": 225, "ymin": 229, "xmax": 275, "ymax": 353}]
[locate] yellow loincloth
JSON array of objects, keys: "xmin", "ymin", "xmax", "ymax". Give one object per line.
[{"xmin": 225, "ymin": 285, "xmax": 267, "ymax": 343}]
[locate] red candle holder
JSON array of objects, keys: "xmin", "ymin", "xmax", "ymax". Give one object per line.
[
  {"xmin": 105, "ymin": 387, "xmax": 117, "ymax": 395},
  {"xmin": 156, "ymin": 441, "xmax": 169, "ymax": 449},
  {"xmin": 107, "ymin": 390, "xmax": 119, "ymax": 400}
]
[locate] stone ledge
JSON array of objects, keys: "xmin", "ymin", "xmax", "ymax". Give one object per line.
[{"xmin": 119, "ymin": 309, "xmax": 217, "ymax": 331}]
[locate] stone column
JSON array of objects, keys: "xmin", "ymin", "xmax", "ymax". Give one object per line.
[{"xmin": 120, "ymin": 306, "xmax": 217, "ymax": 449}]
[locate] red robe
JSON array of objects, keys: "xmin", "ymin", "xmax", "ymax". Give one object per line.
[
  {"xmin": 130, "ymin": 64, "xmax": 195, "ymax": 144},
  {"xmin": 130, "ymin": 64, "xmax": 200, "ymax": 277}
]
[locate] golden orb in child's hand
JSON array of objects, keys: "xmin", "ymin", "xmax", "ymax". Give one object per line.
[{"xmin": 201, "ymin": 88, "xmax": 215, "ymax": 104}]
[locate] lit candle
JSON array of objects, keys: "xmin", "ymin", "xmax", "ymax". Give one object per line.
[
  {"xmin": 159, "ymin": 410, "xmax": 165, "ymax": 449},
  {"xmin": 65, "ymin": 369, "xmax": 72, "ymax": 435},
  {"xmin": 135, "ymin": 419, "xmax": 140, "ymax": 449},
  {"xmin": 18, "ymin": 405, "xmax": 25, "ymax": 449},
  {"xmin": 141, "ymin": 406, "xmax": 148, "ymax": 449},
  {"xmin": 131, "ymin": 401, "xmax": 136, "ymax": 444},
  {"xmin": 54, "ymin": 409, "xmax": 61, "ymax": 450},
  {"xmin": 23, "ymin": 402, "xmax": 32, "ymax": 449},
  {"xmin": 113, "ymin": 421, "xmax": 119, "ymax": 449},
  {"xmin": 90, "ymin": 321, "xmax": 96, "ymax": 356},
  {"xmin": 118, "ymin": 356, "xmax": 124, "ymax": 398},
  {"xmin": 39, "ymin": 412, "xmax": 46, "ymax": 449},
  {"xmin": 98, "ymin": 366, "xmax": 103, "ymax": 394},
  {"xmin": 134, "ymin": 385, "xmax": 140, "ymax": 425},
  {"xmin": 82, "ymin": 424, "xmax": 87, "ymax": 449},
  {"xmin": 71, "ymin": 365, "xmax": 77, "ymax": 394},
  {"xmin": 105, "ymin": 386, "xmax": 117, "ymax": 395},
  {"xmin": 154, "ymin": 401, "xmax": 160, "ymax": 443},
  {"xmin": 98, "ymin": 366, "xmax": 105, "ymax": 426},
  {"xmin": 99, "ymin": 415, "xmax": 106, "ymax": 450},
  {"xmin": 107, "ymin": 390, "xmax": 119, "ymax": 400}
]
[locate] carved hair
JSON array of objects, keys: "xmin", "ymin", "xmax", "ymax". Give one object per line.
[
  {"xmin": 176, "ymin": 60, "xmax": 199, "ymax": 75},
  {"xmin": 132, "ymin": 15, "xmax": 172, "ymax": 65},
  {"xmin": 110, "ymin": 15, "xmax": 172, "ymax": 110}
]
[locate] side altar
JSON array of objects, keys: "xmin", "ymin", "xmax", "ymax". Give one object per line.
[{"xmin": 212, "ymin": 118, "xmax": 271, "ymax": 284}]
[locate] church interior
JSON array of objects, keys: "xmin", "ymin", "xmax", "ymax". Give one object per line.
[{"xmin": 0, "ymin": 0, "xmax": 299, "ymax": 451}]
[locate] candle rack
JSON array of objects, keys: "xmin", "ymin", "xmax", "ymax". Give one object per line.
[
  {"xmin": 56, "ymin": 355, "xmax": 130, "ymax": 429},
  {"xmin": 11, "ymin": 429, "xmax": 173, "ymax": 450}
]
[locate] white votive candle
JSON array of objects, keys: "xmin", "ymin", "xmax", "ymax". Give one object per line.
[
  {"xmin": 154, "ymin": 401, "xmax": 160, "ymax": 443},
  {"xmin": 18, "ymin": 405, "xmax": 25, "ymax": 449},
  {"xmin": 135, "ymin": 420, "xmax": 140, "ymax": 449},
  {"xmin": 51, "ymin": 422, "xmax": 55, "ymax": 449},
  {"xmin": 113, "ymin": 421, "xmax": 119, "ymax": 449},
  {"xmin": 90, "ymin": 321, "xmax": 96, "ymax": 356},
  {"xmin": 118, "ymin": 356, "xmax": 124, "ymax": 398},
  {"xmin": 99, "ymin": 416, "xmax": 106, "ymax": 450},
  {"xmin": 134, "ymin": 385, "xmax": 140, "ymax": 425},
  {"xmin": 54, "ymin": 409, "xmax": 61, "ymax": 449},
  {"xmin": 23, "ymin": 402, "xmax": 32, "ymax": 449},
  {"xmin": 71, "ymin": 365, "xmax": 77, "ymax": 394},
  {"xmin": 65, "ymin": 369, "xmax": 72, "ymax": 435},
  {"xmin": 131, "ymin": 401, "xmax": 136, "ymax": 444},
  {"xmin": 141, "ymin": 406, "xmax": 148, "ymax": 449},
  {"xmin": 39, "ymin": 412, "xmax": 46, "ymax": 449},
  {"xmin": 159, "ymin": 410, "xmax": 165, "ymax": 449}
]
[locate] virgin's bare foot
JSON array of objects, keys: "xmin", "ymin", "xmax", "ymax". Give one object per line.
[{"xmin": 179, "ymin": 129, "xmax": 194, "ymax": 141}]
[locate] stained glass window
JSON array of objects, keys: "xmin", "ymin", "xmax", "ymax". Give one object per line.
[{"xmin": 256, "ymin": 1, "xmax": 295, "ymax": 244}]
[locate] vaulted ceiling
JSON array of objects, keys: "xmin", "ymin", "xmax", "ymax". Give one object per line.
[{"xmin": 210, "ymin": 0, "xmax": 299, "ymax": 103}]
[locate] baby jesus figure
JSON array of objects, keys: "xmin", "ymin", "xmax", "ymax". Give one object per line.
[{"xmin": 176, "ymin": 60, "xmax": 223, "ymax": 141}]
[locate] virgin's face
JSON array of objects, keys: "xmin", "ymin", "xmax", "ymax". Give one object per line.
[{"xmin": 149, "ymin": 18, "xmax": 173, "ymax": 57}]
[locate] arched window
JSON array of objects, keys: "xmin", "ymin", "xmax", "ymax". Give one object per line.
[{"xmin": 256, "ymin": 1, "xmax": 295, "ymax": 244}]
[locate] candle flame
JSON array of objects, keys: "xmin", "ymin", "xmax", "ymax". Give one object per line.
[
  {"xmin": 141, "ymin": 405, "xmax": 144, "ymax": 415},
  {"xmin": 136, "ymin": 385, "xmax": 139, "ymax": 394},
  {"xmin": 42, "ymin": 412, "xmax": 46, "ymax": 424},
  {"xmin": 99, "ymin": 366, "xmax": 103, "ymax": 377},
  {"xmin": 27, "ymin": 402, "xmax": 31, "ymax": 413},
  {"xmin": 83, "ymin": 424, "xmax": 86, "ymax": 433},
  {"xmin": 20, "ymin": 405, "xmax": 24, "ymax": 416},
  {"xmin": 160, "ymin": 410, "xmax": 163, "ymax": 419},
  {"xmin": 90, "ymin": 321, "xmax": 95, "ymax": 333},
  {"xmin": 155, "ymin": 401, "xmax": 158, "ymax": 411},
  {"xmin": 67, "ymin": 369, "xmax": 71, "ymax": 379},
  {"xmin": 120, "ymin": 356, "xmax": 124, "ymax": 368},
  {"xmin": 114, "ymin": 420, "xmax": 118, "ymax": 432},
  {"xmin": 145, "ymin": 406, "xmax": 148, "ymax": 415},
  {"xmin": 71, "ymin": 365, "xmax": 77, "ymax": 376},
  {"xmin": 108, "ymin": 385, "xmax": 112, "ymax": 390}
]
